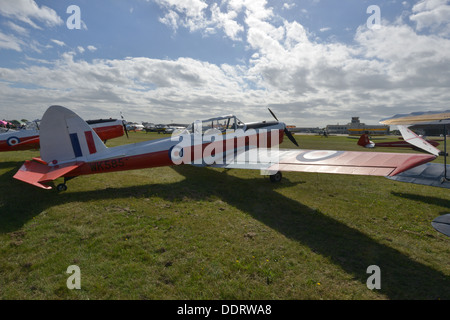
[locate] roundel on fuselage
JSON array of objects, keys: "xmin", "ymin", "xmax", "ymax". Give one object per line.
[{"xmin": 6, "ymin": 136, "xmax": 20, "ymax": 146}]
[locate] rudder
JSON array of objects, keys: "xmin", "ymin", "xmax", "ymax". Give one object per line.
[
  {"xmin": 357, "ymin": 134, "xmax": 374, "ymax": 148},
  {"xmin": 40, "ymin": 105, "xmax": 107, "ymax": 164}
]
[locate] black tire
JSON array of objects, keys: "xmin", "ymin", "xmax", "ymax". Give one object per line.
[
  {"xmin": 57, "ymin": 184, "xmax": 67, "ymax": 192},
  {"xmin": 269, "ymin": 171, "xmax": 282, "ymax": 183}
]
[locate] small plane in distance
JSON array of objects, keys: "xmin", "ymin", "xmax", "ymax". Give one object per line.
[
  {"xmin": 357, "ymin": 132, "xmax": 440, "ymax": 151},
  {"xmin": 13, "ymin": 105, "xmax": 436, "ymax": 193},
  {"xmin": 0, "ymin": 117, "xmax": 126, "ymax": 152}
]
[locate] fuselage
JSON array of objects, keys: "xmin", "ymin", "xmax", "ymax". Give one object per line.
[
  {"xmin": 374, "ymin": 139, "xmax": 440, "ymax": 149},
  {"xmin": 65, "ymin": 121, "xmax": 286, "ymax": 178},
  {"xmin": 0, "ymin": 129, "xmax": 40, "ymax": 151}
]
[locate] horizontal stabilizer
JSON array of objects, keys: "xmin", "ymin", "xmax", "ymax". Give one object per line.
[
  {"xmin": 13, "ymin": 160, "xmax": 83, "ymax": 189},
  {"xmin": 386, "ymin": 163, "xmax": 450, "ymax": 189},
  {"xmin": 398, "ymin": 125, "xmax": 441, "ymax": 156}
]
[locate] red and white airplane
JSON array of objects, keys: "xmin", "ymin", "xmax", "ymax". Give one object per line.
[
  {"xmin": 13, "ymin": 105, "xmax": 437, "ymax": 192},
  {"xmin": 0, "ymin": 117, "xmax": 125, "ymax": 152},
  {"xmin": 357, "ymin": 132, "xmax": 441, "ymax": 153}
]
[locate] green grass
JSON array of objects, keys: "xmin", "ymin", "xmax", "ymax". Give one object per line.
[{"xmin": 0, "ymin": 132, "xmax": 449, "ymax": 300}]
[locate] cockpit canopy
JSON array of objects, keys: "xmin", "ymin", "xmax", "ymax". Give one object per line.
[{"xmin": 183, "ymin": 115, "xmax": 245, "ymax": 134}]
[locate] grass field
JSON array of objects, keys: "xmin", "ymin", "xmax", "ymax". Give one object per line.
[{"xmin": 0, "ymin": 132, "xmax": 449, "ymax": 300}]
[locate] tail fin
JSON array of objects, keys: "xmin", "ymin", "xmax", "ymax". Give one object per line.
[
  {"xmin": 357, "ymin": 134, "xmax": 374, "ymax": 148},
  {"xmin": 40, "ymin": 105, "xmax": 107, "ymax": 164}
]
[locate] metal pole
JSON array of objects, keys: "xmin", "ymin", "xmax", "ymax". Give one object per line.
[{"xmin": 444, "ymin": 124, "xmax": 448, "ymax": 180}]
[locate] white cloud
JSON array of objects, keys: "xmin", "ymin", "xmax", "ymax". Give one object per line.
[
  {"xmin": 0, "ymin": 32, "xmax": 24, "ymax": 51},
  {"xmin": 87, "ymin": 45, "xmax": 97, "ymax": 52},
  {"xmin": 50, "ymin": 39, "xmax": 65, "ymax": 47},
  {"xmin": 4, "ymin": 21, "xmax": 29, "ymax": 35},
  {"xmin": 210, "ymin": 3, "xmax": 244, "ymax": 41},
  {"xmin": 0, "ymin": 55, "xmax": 257, "ymax": 122},
  {"xmin": 156, "ymin": 0, "xmax": 209, "ymax": 32},
  {"xmin": 159, "ymin": 10, "xmax": 180, "ymax": 31},
  {"xmin": 410, "ymin": 0, "xmax": 450, "ymax": 36},
  {"xmin": 157, "ymin": 0, "xmax": 246, "ymax": 40},
  {"xmin": 282, "ymin": 3, "xmax": 296, "ymax": 10},
  {"xmin": 0, "ymin": 0, "xmax": 63, "ymax": 29}
]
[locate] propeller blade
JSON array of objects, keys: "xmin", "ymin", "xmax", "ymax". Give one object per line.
[
  {"xmin": 284, "ymin": 128, "xmax": 299, "ymax": 147},
  {"xmin": 123, "ymin": 121, "xmax": 129, "ymax": 138},
  {"xmin": 120, "ymin": 111, "xmax": 129, "ymax": 138},
  {"xmin": 268, "ymin": 108, "xmax": 279, "ymax": 121},
  {"xmin": 268, "ymin": 108, "xmax": 299, "ymax": 147}
]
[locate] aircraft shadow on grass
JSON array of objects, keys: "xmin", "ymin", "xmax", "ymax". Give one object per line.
[
  {"xmin": 1, "ymin": 164, "xmax": 449, "ymax": 300},
  {"xmin": 0, "ymin": 161, "xmax": 25, "ymax": 171},
  {"xmin": 392, "ymin": 192, "xmax": 450, "ymax": 210}
]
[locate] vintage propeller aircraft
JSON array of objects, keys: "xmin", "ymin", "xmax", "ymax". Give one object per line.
[
  {"xmin": 13, "ymin": 105, "xmax": 436, "ymax": 195},
  {"xmin": 0, "ymin": 116, "xmax": 126, "ymax": 152}
]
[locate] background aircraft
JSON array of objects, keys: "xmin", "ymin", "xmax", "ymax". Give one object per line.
[
  {"xmin": 0, "ymin": 117, "xmax": 125, "ymax": 152},
  {"xmin": 357, "ymin": 132, "xmax": 440, "ymax": 151}
]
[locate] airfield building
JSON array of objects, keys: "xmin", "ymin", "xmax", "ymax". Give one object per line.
[{"xmin": 326, "ymin": 117, "xmax": 389, "ymax": 136}]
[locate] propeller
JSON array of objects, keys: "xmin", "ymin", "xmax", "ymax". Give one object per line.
[
  {"xmin": 268, "ymin": 108, "xmax": 299, "ymax": 147},
  {"xmin": 120, "ymin": 112, "xmax": 129, "ymax": 138}
]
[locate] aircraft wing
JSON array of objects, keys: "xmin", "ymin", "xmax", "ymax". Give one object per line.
[
  {"xmin": 13, "ymin": 159, "xmax": 84, "ymax": 189},
  {"xmin": 386, "ymin": 163, "xmax": 450, "ymax": 189},
  {"xmin": 210, "ymin": 148, "xmax": 436, "ymax": 177},
  {"xmin": 380, "ymin": 110, "xmax": 450, "ymax": 125}
]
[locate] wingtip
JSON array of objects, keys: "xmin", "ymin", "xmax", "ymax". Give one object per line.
[{"xmin": 388, "ymin": 154, "xmax": 437, "ymax": 176}]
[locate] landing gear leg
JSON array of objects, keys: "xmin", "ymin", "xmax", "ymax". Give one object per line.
[
  {"xmin": 56, "ymin": 177, "xmax": 75, "ymax": 192},
  {"xmin": 269, "ymin": 171, "xmax": 282, "ymax": 183}
]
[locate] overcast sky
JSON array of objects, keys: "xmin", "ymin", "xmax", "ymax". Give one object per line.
[{"xmin": 0, "ymin": 0, "xmax": 450, "ymax": 126}]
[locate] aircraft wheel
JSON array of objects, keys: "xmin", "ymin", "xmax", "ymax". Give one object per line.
[
  {"xmin": 57, "ymin": 184, "xmax": 67, "ymax": 192},
  {"xmin": 269, "ymin": 171, "xmax": 282, "ymax": 183}
]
